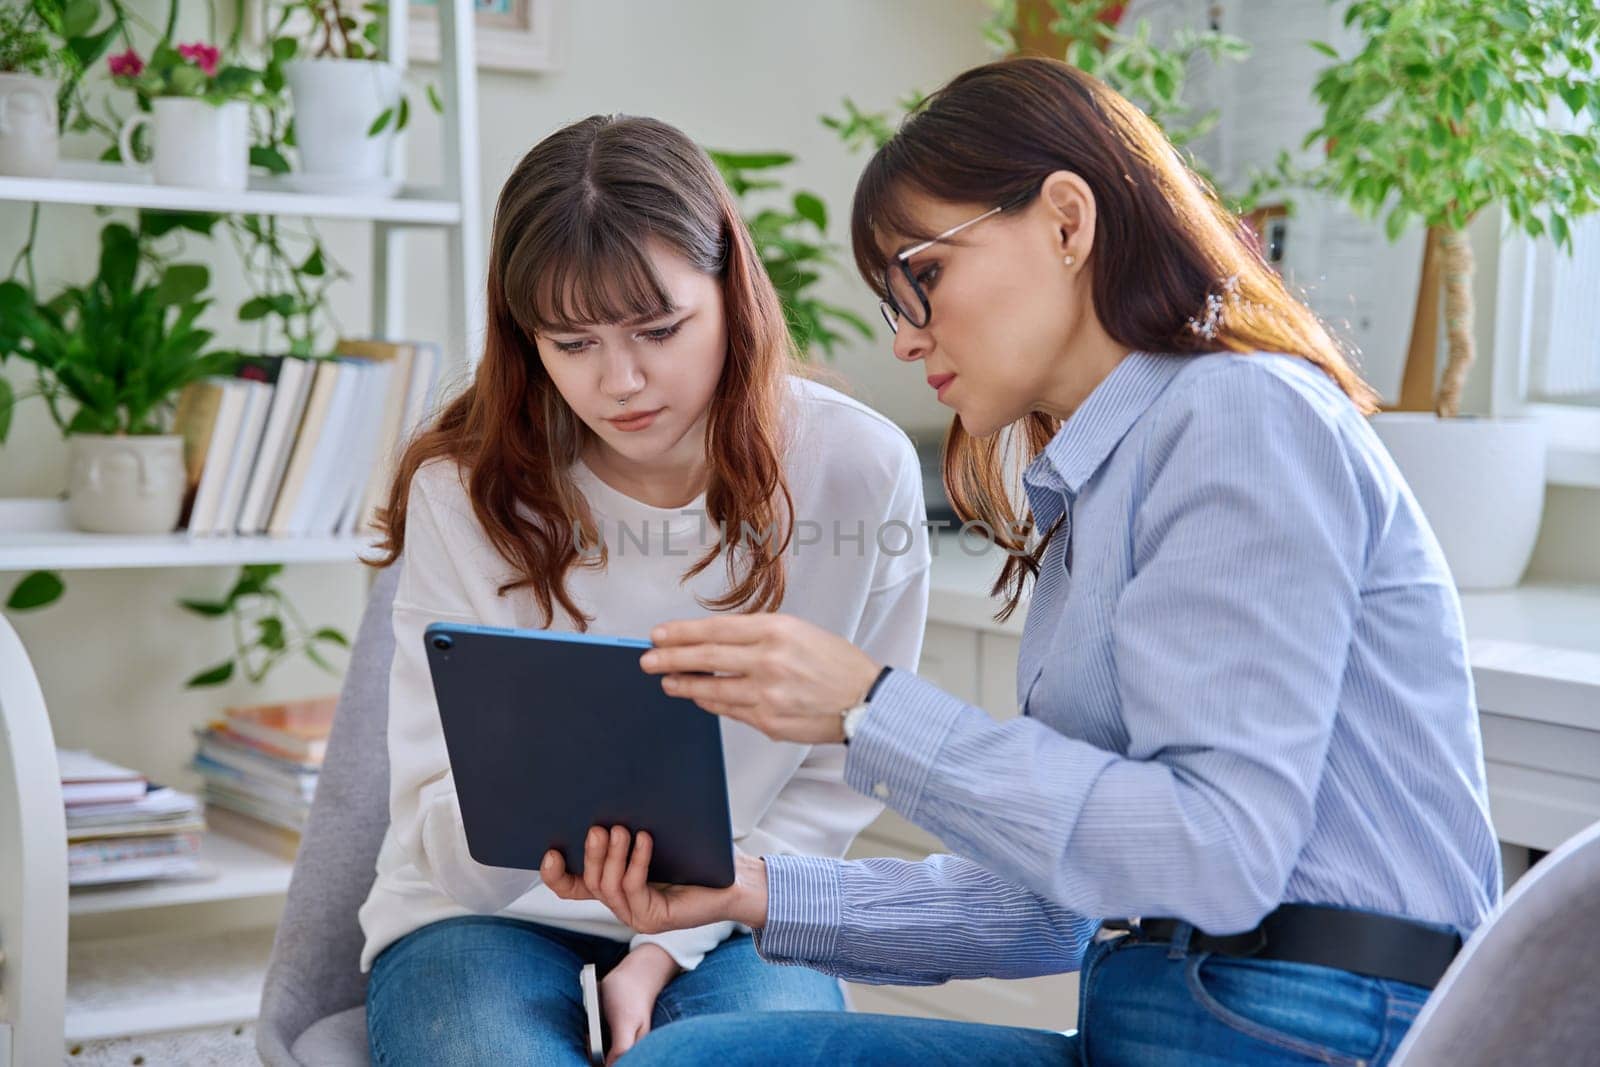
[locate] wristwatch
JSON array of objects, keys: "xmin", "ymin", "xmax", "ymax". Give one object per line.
[{"xmin": 841, "ymin": 666, "xmax": 893, "ymax": 744}]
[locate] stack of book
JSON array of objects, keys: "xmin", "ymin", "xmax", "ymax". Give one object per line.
[
  {"xmin": 60, "ymin": 750, "xmax": 206, "ymax": 887},
  {"xmin": 192, "ymin": 695, "xmax": 336, "ymax": 858},
  {"xmin": 173, "ymin": 338, "xmax": 443, "ymax": 539}
]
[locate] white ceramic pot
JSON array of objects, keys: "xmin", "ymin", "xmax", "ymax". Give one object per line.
[
  {"xmin": 118, "ymin": 97, "xmax": 250, "ymax": 192},
  {"xmin": 66, "ymin": 434, "xmax": 186, "ymax": 534},
  {"xmin": 0, "ymin": 72, "xmax": 60, "ymax": 178},
  {"xmin": 1370, "ymin": 414, "xmax": 1546, "ymax": 590},
  {"xmin": 283, "ymin": 58, "xmax": 401, "ymax": 185}
]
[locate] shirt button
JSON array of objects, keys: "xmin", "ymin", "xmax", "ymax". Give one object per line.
[{"xmin": 872, "ymin": 782, "xmax": 890, "ymax": 800}]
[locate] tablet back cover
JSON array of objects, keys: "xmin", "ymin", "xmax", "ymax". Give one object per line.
[{"xmin": 425, "ymin": 623, "xmax": 735, "ymax": 888}]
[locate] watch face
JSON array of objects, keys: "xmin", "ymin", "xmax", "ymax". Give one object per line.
[{"xmin": 843, "ymin": 702, "xmax": 870, "ymax": 742}]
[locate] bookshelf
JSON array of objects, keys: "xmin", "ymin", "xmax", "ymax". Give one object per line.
[{"xmin": 0, "ymin": 2, "xmax": 484, "ymax": 1062}]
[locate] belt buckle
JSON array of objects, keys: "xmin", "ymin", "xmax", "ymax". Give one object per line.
[{"xmin": 1095, "ymin": 917, "xmax": 1140, "ymax": 943}]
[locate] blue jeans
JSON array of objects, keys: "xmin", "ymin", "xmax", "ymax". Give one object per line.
[
  {"xmin": 623, "ymin": 924, "xmax": 1432, "ymax": 1066},
  {"xmin": 366, "ymin": 916, "xmax": 844, "ymax": 1066}
]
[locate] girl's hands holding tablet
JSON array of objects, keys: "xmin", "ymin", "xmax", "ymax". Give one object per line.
[
  {"xmin": 541, "ymin": 826, "xmax": 769, "ymax": 934},
  {"xmin": 640, "ymin": 614, "xmax": 880, "ymax": 744}
]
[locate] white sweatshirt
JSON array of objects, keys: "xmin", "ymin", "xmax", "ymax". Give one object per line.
[{"xmin": 358, "ymin": 377, "xmax": 932, "ymax": 971}]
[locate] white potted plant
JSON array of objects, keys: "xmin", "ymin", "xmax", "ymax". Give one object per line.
[
  {"xmin": 109, "ymin": 40, "xmax": 264, "ymax": 192},
  {"xmin": 0, "ymin": 4, "xmax": 67, "ymax": 178},
  {"xmin": 267, "ymin": 0, "xmax": 421, "ymax": 195},
  {"xmin": 0, "ymin": 222, "xmax": 238, "ymax": 534},
  {"xmin": 1302, "ymin": 1, "xmax": 1600, "ymax": 588}
]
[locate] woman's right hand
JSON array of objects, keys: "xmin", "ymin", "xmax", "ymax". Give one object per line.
[{"xmin": 541, "ymin": 826, "xmax": 769, "ymax": 934}]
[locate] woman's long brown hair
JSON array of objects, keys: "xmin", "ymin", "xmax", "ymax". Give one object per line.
[
  {"xmin": 850, "ymin": 57, "xmax": 1379, "ymax": 620},
  {"xmin": 370, "ymin": 115, "xmax": 795, "ymax": 629}
]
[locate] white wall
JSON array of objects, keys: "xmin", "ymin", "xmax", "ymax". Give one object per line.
[{"xmin": 396, "ymin": 0, "xmax": 988, "ymax": 437}]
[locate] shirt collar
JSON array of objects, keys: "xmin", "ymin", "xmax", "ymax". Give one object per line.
[{"xmin": 1025, "ymin": 351, "xmax": 1191, "ymax": 497}]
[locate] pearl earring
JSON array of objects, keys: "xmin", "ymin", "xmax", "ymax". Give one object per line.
[{"xmin": 1063, "ymin": 254, "xmax": 1076, "ymax": 266}]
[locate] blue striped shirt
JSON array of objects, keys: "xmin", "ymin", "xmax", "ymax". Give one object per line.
[{"xmin": 757, "ymin": 351, "xmax": 1501, "ymax": 986}]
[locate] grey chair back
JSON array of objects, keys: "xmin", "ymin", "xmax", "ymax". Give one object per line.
[
  {"xmin": 1392, "ymin": 818, "xmax": 1600, "ymax": 1066},
  {"xmin": 256, "ymin": 564, "xmax": 401, "ymax": 1066}
]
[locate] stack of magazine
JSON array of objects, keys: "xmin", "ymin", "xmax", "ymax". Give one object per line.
[
  {"xmin": 60, "ymin": 750, "xmax": 205, "ymax": 887},
  {"xmin": 191, "ymin": 695, "xmax": 336, "ymax": 858}
]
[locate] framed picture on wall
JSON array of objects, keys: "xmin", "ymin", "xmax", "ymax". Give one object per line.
[{"xmin": 408, "ymin": 0, "xmax": 561, "ymax": 73}]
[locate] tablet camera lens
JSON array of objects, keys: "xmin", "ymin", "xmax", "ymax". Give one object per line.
[{"xmin": 432, "ymin": 634, "xmax": 454, "ymax": 652}]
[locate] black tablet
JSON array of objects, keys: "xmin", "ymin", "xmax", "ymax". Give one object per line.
[{"xmin": 423, "ymin": 621, "xmax": 735, "ymax": 888}]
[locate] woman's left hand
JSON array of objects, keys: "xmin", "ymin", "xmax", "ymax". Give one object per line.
[
  {"xmin": 639, "ymin": 613, "xmax": 881, "ymax": 744},
  {"xmin": 542, "ymin": 826, "xmax": 770, "ymax": 934}
]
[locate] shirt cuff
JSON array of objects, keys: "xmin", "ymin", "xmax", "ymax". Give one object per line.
[
  {"xmin": 751, "ymin": 854, "xmax": 842, "ymax": 966},
  {"xmin": 629, "ymin": 926, "xmax": 728, "ymax": 972},
  {"xmin": 843, "ymin": 668, "xmax": 972, "ymax": 823}
]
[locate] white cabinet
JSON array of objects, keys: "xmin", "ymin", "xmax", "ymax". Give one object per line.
[
  {"xmin": 915, "ymin": 623, "xmax": 983, "ymax": 707},
  {"xmin": 979, "ymin": 633, "xmax": 1023, "ymax": 721}
]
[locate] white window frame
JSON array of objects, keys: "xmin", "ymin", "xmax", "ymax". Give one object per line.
[{"xmin": 1490, "ymin": 231, "xmax": 1600, "ymax": 489}]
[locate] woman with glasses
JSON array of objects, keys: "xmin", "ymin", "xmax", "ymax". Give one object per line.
[{"xmin": 545, "ymin": 57, "xmax": 1501, "ymax": 1065}]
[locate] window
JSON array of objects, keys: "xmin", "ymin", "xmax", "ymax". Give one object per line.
[
  {"xmin": 1492, "ymin": 219, "xmax": 1600, "ymax": 487},
  {"xmin": 1524, "ymin": 215, "xmax": 1600, "ymax": 405}
]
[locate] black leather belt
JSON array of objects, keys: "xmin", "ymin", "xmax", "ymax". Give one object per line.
[{"xmin": 1103, "ymin": 903, "xmax": 1462, "ymax": 990}]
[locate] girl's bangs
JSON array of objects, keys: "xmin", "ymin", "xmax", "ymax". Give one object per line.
[{"xmin": 509, "ymin": 216, "xmax": 677, "ymax": 337}]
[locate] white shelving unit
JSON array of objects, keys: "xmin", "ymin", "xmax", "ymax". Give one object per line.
[
  {"xmin": 0, "ymin": 3, "xmax": 483, "ymax": 1061},
  {"xmin": 0, "ymin": 162, "xmax": 463, "ymax": 226},
  {"xmin": 0, "ymin": 531, "xmax": 375, "ymax": 571},
  {"xmin": 68, "ymin": 834, "xmax": 293, "ymax": 919},
  {"xmin": 64, "ymin": 925, "xmax": 280, "ymax": 1043},
  {"xmin": 0, "ymin": 493, "xmax": 378, "ymax": 569}
]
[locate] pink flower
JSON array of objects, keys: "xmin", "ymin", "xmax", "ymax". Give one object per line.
[
  {"xmin": 177, "ymin": 42, "xmax": 220, "ymax": 78},
  {"xmin": 107, "ymin": 49, "xmax": 144, "ymax": 78}
]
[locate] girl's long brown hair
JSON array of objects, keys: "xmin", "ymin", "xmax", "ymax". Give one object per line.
[
  {"xmin": 370, "ymin": 115, "xmax": 795, "ymax": 628},
  {"xmin": 851, "ymin": 57, "xmax": 1379, "ymax": 619}
]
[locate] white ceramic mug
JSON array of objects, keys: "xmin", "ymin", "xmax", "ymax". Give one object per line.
[
  {"xmin": 118, "ymin": 97, "xmax": 249, "ymax": 192},
  {"xmin": 0, "ymin": 72, "xmax": 60, "ymax": 178}
]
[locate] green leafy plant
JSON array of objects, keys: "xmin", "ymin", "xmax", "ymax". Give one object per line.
[
  {"xmin": 270, "ymin": 0, "xmax": 389, "ymax": 63},
  {"xmin": 707, "ymin": 150, "xmax": 873, "ymax": 359},
  {"xmin": 108, "ymin": 38, "xmax": 263, "ymax": 106},
  {"xmin": 0, "ymin": 3, "xmax": 65, "ymax": 77},
  {"xmin": 3, "ymin": 0, "xmax": 125, "ymax": 83},
  {"xmin": 180, "ymin": 564, "xmax": 350, "ymax": 688},
  {"xmin": 826, "ymin": 1, "xmax": 1250, "ymax": 180},
  {"xmin": 984, "ymin": 0, "xmax": 1250, "ymax": 157},
  {"xmin": 229, "ymin": 214, "xmax": 351, "ymax": 356},
  {"xmin": 1294, "ymin": 0, "xmax": 1600, "ymax": 416},
  {"xmin": 5, "ymin": 570, "xmax": 64, "ymax": 612},
  {"xmin": 0, "ymin": 221, "xmax": 237, "ymax": 439},
  {"xmin": 820, "ymin": 93, "xmax": 921, "ymax": 153}
]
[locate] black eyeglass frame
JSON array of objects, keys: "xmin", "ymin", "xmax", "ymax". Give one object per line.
[{"xmin": 878, "ymin": 189, "xmax": 1036, "ymax": 334}]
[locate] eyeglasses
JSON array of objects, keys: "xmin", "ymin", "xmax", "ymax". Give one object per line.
[{"xmin": 878, "ymin": 204, "xmax": 1009, "ymax": 334}]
